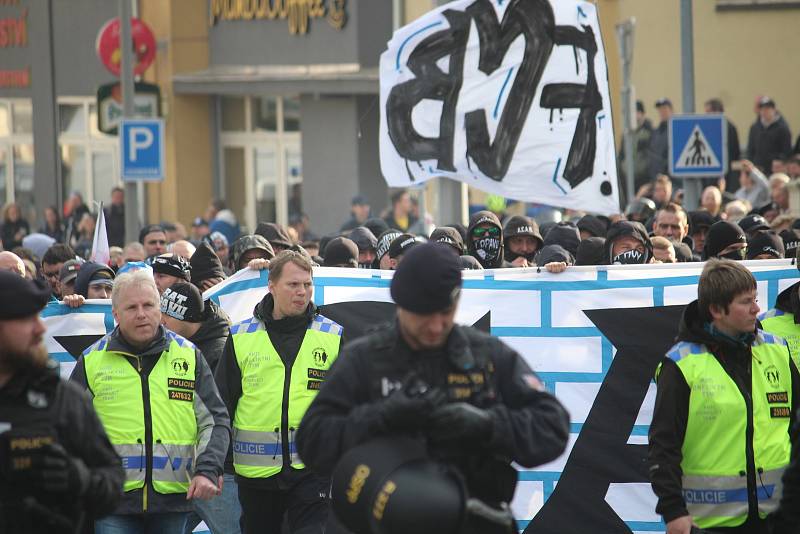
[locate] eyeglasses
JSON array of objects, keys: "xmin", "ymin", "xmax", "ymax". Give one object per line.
[
  {"xmin": 471, "ymin": 226, "xmax": 500, "ymax": 238},
  {"xmin": 42, "ymin": 270, "xmax": 60, "ymax": 280}
]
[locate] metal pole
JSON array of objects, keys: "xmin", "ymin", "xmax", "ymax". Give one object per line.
[
  {"xmin": 680, "ymin": 0, "xmax": 702, "ymax": 210},
  {"xmin": 120, "ymin": 0, "xmax": 141, "ymax": 244},
  {"xmin": 615, "ymin": 19, "xmax": 636, "ymax": 207}
]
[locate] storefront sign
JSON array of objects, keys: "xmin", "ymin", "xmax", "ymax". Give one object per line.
[
  {"xmin": 0, "ymin": 67, "xmax": 28, "ymax": 88},
  {"xmin": 209, "ymin": 0, "xmax": 347, "ymax": 35},
  {"xmin": 96, "ymin": 81, "xmax": 161, "ymax": 135},
  {"xmin": 0, "ymin": 7, "xmax": 26, "ymax": 48},
  {"xmin": 95, "ymin": 17, "xmax": 157, "ymax": 77}
]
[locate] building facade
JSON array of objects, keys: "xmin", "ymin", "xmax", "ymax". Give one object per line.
[{"xmin": 3, "ymin": 0, "xmax": 799, "ymax": 235}]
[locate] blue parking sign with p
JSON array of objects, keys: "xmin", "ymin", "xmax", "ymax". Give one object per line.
[{"xmin": 120, "ymin": 119, "xmax": 165, "ymax": 181}]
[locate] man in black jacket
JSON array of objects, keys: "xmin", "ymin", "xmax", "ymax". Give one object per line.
[
  {"xmin": 649, "ymin": 259, "xmax": 800, "ymax": 534},
  {"xmin": 215, "ymin": 250, "xmax": 348, "ymax": 534},
  {"xmin": 159, "ymin": 282, "xmax": 240, "ymax": 534},
  {"xmin": 0, "ymin": 271, "xmax": 124, "ymax": 533},
  {"xmin": 296, "ymin": 243, "xmax": 570, "ymax": 534},
  {"xmin": 747, "ymin": 97, "xmax": 793, "ymax": 174}
]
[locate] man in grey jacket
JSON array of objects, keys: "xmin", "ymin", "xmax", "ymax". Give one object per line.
[{"xmin": 70, "ymin": 270, "xmax": 230, "ymax": 534}]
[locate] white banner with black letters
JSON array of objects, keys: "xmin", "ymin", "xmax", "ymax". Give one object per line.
[
  {"xmin": 379, "ymin": 0, "xmax": 620, "ymax": 214},
  {"xmin": 43, "ymin": 261, "xmax": 800, "ymax": 533}
]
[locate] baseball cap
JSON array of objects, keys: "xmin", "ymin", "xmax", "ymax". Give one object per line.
[
  {"xmin": 655, "ymin": 98, "xmax": 672, "ymax": 108},
  {"xmin": 758, "ymin": 96, "xmax": 776, "ymax": 108},
  {"xmin": 59, "ymin": 258, "xmax": 84, "ymax": 284}
]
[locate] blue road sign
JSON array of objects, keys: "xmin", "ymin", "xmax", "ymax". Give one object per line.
[
  {"xmin": 668, "ymin": 114, "xmax": 727, "ymax": 178},
  {"xmin": 120, "ymin": 119, "xmax": 165, "ymax": 181}
]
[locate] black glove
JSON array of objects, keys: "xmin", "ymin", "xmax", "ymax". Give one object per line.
[
  {"xmin": 427, "ymin": 402, "xmax": 493, "ymax": 445},
  {"xmin": 376, "ymin": 387, "xmax": 446, "ymax": 433},
  {"xmin": 31, "ymin": 443, "xmax": 91, "ymax": 497}
]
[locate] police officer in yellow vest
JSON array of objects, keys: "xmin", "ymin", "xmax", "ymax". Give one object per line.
[
  {"xmin": 215, "ymin": 250, "xmax": 346, "ymax": 534},
  {"xmin": 70, "ymin": 269, "xmax": 230, "ymax": 534},
  {"xmin": 649, "ymin": 259, "xmax": 800, "ymax": 534},
  {"xmin": 758, "ymin": 247, "xmax": 800, "ymax": 367}
]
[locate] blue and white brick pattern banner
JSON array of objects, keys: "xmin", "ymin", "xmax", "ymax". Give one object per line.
[{"xmin": 42, "ymin": 260, "xmax": 800, "ymax": 533}]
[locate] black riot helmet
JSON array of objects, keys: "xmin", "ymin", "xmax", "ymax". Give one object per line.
[{"xmin": 331, "ymin": 437, "xmax": 465, "ymax": 534}]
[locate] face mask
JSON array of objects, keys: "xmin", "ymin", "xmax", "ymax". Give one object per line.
[
  {"xmin": 474, "ymin": 237, "xmax": 501, "ymax": 265},
  {"xmin": 358, "ymin": 262, "xmax": 373, "ymax": 269},
  {"xmin": 719, "ymin": 248, "xmax": 745, "ymax": 261},
  {"xmin": 505, "ymin": 250, "xmax": 536, "ymax": 263},
  {"xmin": 612, "ymin": 249, "xmax": 645, "ymax": 265}
]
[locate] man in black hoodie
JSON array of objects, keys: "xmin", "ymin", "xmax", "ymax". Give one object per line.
[
  {"xmin": 467, "ymin": 211, "xmax": 507, "ymax": 269},
  {"xmin": 215, "ymin": 250, "xmax": 348, "ymax": 534},
  {"xmin": 603, "ymin": 221, "xmax": 653, "ymax": 265},
  {"xmin": 649, "ymin": 259, "xmax": 800, "ymax": 534},
  {"xmin": 159, "ymin": 282, "xmax": 239, "ymax": 534}
]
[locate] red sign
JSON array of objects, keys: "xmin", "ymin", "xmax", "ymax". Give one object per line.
[{"xmin": 95, "ymin": 17, "xmax": 156, "ymax": 77}]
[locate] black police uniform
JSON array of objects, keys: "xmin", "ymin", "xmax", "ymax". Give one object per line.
[
  {"xmin": 0, "ymin": 272, "xmax": 124, "ymax": 534},
  {"xmin": 296, "ymin": 242, "xmax": 569, "ymax": 534},
  {"xmin": 296, "ymin": 323, "xmax": 569, "ymax": 533}
]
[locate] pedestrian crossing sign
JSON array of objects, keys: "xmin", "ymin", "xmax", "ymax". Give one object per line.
[{"xmin": 668, "ymin": 114, "xmax": 727, "ymax": 177}]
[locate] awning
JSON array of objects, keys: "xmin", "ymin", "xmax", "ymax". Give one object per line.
[{"xmin": 172, "ymin": 63, "xmax": 379, "ymax": 95}]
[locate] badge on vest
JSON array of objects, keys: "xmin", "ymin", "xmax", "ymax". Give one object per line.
[
  {"xmin": 771, "ymin": 406, "xmax": 791, "ymax": 418},
  {"xmin": 308, "ymin": 368, "xmax": 327, "ymax": 380},
  {"xmin": 169, "ymin": 390, "xmax": 194, "ymax": 402},
  {"xmin": 172, "ymin": 358, "xmax": 191, "ymax": 376},
  {"xmin": 168, "ymin": 378, "xmax": 195, "ymax": 390},
  {"xmin": 312, "ymin": 348, "xmax": 328, "ymax": 367},
  {"xmin": 307, "ymin": 380, "xmax": 323, "ymax": 391},
  {"xmin": 767, "ymin": 391, "xmax": 789, "ymax": 404},
  {"xmin": 763, "ymin": 365, "xmax": 781, "ymax": 389}
]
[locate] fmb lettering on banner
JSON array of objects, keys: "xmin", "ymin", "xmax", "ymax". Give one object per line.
[
  {"xmin": 120, "ymin": 118, "xmax": 165, "ymax": 182},
  {"xmin": 668, "ymin": 114, "xmax": 727, "ymax": 177}
]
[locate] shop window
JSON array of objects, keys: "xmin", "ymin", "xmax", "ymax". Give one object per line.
[
  {"xmin": 13, "ymin": 144, "xmax": 34, "ymax": 220},
  {"xmin": 283, "ymin": 97, "xmax": 301, "ymax": 132},
  {"xmin": 92, "ymin": 151, "xmax": 116, "ymax": 204},
  {"xmin": 0, "ymin": 103, "xmax": 9, "ymax": 137},
  {"xmin": 221, "ymin": 96, "xmax": 246, "ymax": 132},
  {"xmin": 61, "ymin": 145, "xmax": 88, "ymax": 201},
  {"xmin": 255, "ymin": 147, "xmax": 277, "ymax": 223},
  {"xmin": 11, "ymin": 100, "xmax": 32, "ymax": 134},
  {"xmin": 252, "ymin": 97, "xmax": 278, "ymax": 132},
  {"xmin": 59, "ymin": 103, "xmax": 87, "ymax": 135},
  {"xmin": 0, "ymin": 148, "xmax": 6, "ymax": 205},
  {"xmin": 223, "ymin": 147, "xmax": 247, "ymax": 224}
]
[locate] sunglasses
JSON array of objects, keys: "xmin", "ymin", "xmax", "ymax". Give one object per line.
[{"xmin": 472, "ymin": 226, "xmax": 500, "ymax": 238}]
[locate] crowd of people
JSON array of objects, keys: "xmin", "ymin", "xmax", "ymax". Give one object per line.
[{"xmin": 2, "ymin": 95, "xmax": 800, "ymax": 534}]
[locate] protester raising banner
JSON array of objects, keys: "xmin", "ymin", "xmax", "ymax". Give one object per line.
[
  {"xmin": 43, "ymin": 261, "xmax": 800, "ymax": 533},
  {"xmin": 379, "ymin": 0, "xmax": 620, "ymax": 215}
]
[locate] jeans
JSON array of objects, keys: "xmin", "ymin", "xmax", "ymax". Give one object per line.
[
  {"xmin": 185, "ymin": 473, "xmax": 242, "ymax": 534},
  {"xmin": 95, "ymin": 513, "xmax": 188, "ymax": 534}
]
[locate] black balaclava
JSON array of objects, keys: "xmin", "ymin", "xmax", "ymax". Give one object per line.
[{"xmin": 467, "ymin": 211, "xmax": 504, "ymax": 269}]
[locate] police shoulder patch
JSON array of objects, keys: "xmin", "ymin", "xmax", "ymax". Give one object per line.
[{"xmin": 310, "ymin": 314, "xmax": 343, "ymax": 337}]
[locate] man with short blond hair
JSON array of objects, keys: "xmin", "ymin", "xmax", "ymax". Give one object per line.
[{"xmin": 70, "ymin": 270, "xmax": 229, "ymax": 533}]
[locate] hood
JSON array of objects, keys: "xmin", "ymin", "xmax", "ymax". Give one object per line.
[
  {"xmin": 575, "ymin": 237, "xmax": 606, "ymax": 266},
  {"xmin": 255, "ymin": 222, "xmax": 293, "ymax": 249},
  {"xmin": 535, "ymin": 244, "xmax": 574, "ymax": 266},
  {"xmin": 348, "ymin": 226, "xmax": 378, "ymax": 251},
  {"xmin": 676, "ymin": 300, "xmax": 714, "ymax": 345},
  {"xmin": 542, "ymin": 222, "xmax": 581, "ymax": 257},
  {"xmin": 230, "ymin": 234, "xmax": 274, "ymax": 271},
  {"xmin": 774, "ymin": 281, "xmax": 798, "ymax": 315},
  {"xmin": 603, "ymin": 220, "xmax": 653, "ymax": 264},
  {"xmin": 190, "ymin": 300, "xmax": 231, "ymax": 345},
  {"xmin": 467, "ymin": 210, "xmax": 504, "ymax": 268},
  {"xmin": 74, "ymin": 261, "xmax": 115, "ymax": 298}
]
